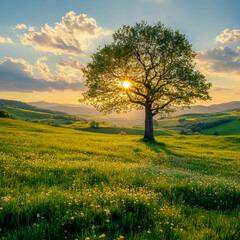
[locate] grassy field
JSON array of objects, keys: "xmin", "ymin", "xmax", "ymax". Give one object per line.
[
  {"xmin": 2, "ymin": 105, "xmax": 240, "ymax": 137},
  {"xmin": 203, "ymin": 120, "xmax": 240, "ymax": 135},
  {"xmin": 153, "ymin": 110, "xmax": 240, "ymax": 135},
  {"xmin": 0, "ymin": 106, "xmax": 85, "ymax": 126},
  {"xmin": 0, "ymin": 118, "xmax": 240, "ymax": 240},
  {"xmin": 0, "ymin": 106, "xmax": 57, "ymax": 120},
  {"xmin": 71, "ymin": 127, "xmax": 172, "ymax": 136}
]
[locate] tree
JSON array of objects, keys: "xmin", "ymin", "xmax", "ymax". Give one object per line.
[
  {"xmin": 89, "ymin": 120, "xmax": 99, "ymax": 128},
  {"xmin": 81, "ymin": 21, "xmax": 211, "ymax": 141},
  {"xmin": 0, "ymin": 110, "xmax": 10, "ymax": 118}
]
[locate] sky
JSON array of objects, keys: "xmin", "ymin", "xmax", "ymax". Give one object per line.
[{"xmin": 0, "ymin": 0, "xmax": 239, "ymax": 105}]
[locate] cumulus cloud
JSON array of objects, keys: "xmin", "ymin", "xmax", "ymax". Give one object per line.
[
  {"xmin": 34, "ymin": 57, "xmax": 83, "ymax": 83},
  {"xmin": 0, "ymin": 58, "xmax": 85, "ymax": 92},
  {"xmin": 196, "ymin": 46, "xmax": 240, "ymax": 77},
  {"xmin": 28, "ymin": 26, "xmax": 37, "ymax": 31},
  {"xmin": 216, "ymin": 29, "xmax": 240, "ymax": 44},
  {"xmin": 0, "ymin": 35, "xmax": 13, "ymax": 44},
  {"xmin": 57, "ymin": 57, "xmax": 84, "ymax": 71},
  {"xmin": 35, "ymin": 57, "xmax": 52, "ymax": 80},
  {"xmin": 14, "ymin": 24, "xmax": 37, "ymax": 31},
  {"xmin": 55, "ymin": 57, "xmax": 84, "ymax": 83},
  {"xmin": 19, "ymin": 11, "xmax": 111, "ymax": 56},
  {"xmin": 14, "ymin": 24, "xmax": 27, "ymax": 30}
]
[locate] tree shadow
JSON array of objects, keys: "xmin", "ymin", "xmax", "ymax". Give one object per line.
[{"xmin": 140, "ymin": 139, "xmax": 182, "ymax": 157}]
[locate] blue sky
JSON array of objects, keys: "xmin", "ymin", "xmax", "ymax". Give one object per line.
[{"xmin": 0, "ymin": 0, "xmax": 239, "ymax": 104}]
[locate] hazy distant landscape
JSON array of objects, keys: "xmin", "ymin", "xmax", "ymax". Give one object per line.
[
  {"xmin": 1, "ymin": 99, "xmax": 240, "ymax": 136},
  {"xmin": 29, "ymin": 100, "xmax": 240, "ymax": 117}
]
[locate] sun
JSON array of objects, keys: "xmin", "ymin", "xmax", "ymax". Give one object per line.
[{"xmin": 123, "ymin": 81, "xmax": 130, "ymax": 88}]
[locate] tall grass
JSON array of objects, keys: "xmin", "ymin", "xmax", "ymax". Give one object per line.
[{"xmin": 0, "ymin": 118, "xmax": 239, "ymax": 239}]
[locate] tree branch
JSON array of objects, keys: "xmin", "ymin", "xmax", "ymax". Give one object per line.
[{"xmin": 126, "ymin": 91, "xmax": 145, "ymax": 106}]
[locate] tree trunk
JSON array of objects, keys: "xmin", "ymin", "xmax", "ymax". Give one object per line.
[{"xmin": 144, "ymin": 104, "xmax": 154, "ymax": 141}]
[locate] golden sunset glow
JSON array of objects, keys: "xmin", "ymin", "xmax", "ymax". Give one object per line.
[{"xmin": 123, "ymin": 81, "xmax": 130, "ymax": 88}]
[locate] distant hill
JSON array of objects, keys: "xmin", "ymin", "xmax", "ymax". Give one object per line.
[
  {"xmin": 174, "ymin": 101, "xmax": 240, "ymax": 115},
  {"xmin": 0, "ymin": 100, "xmax": 86, "ymax": 127},
  {"xmin": 0, "ymin": 99, "xmax": 68, "ymax": 116},
  {"xmin": 29, "ymin": 100, "xmax": 240, "ymax": 117},
  {"xmin": 29, "ymin": 101, "xmax": 145, "ymax": 120},
  {"xmin": 1, "ymin": 98, "xmax": 240, "ymax": 135},
  {"xmin": 154, "ymin": 109, "xmax": 240, "ymax": 136}
]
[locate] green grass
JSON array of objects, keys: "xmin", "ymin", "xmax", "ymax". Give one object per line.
[
  {"xmin": 73, "ymin": 127, "xmax": 172, "ymax": 136},
  {"xmin": 0, "ymin": 106, "xmax": 86, "ymax": 127},
  {"xmin": 153, "ymin": 110, "xmax": 240, "ymax": 135},
  {"xmin": 203, "ymin": 120, "xmax": 240, "ymax": 135},
  {"xmin": 63, "ymin": 121, "xmax": 112, "ymax": 128},
  {"xmin": 0, "ymin": 118, "xmax": 240, "ymax": 240},
  {"xmin": 0, "ymin": 106, "xmax": 56, "ymax": 120}
]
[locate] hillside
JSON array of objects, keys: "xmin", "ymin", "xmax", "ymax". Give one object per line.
[
  {"xmin": 0, "ymin": 118, "xmax": 239, "ymax": 239},
  {"xmin": 203, "ymin": 120, "xmax": 240, "ymax": 135},
  {"xmin": 1, "ymin": 98, "xmax": 240, "ymax": 136},
  {"xmin": 0, "ymin": 99, "xmax": 68, "ymax": 116},
  {"xmin": 0, "ymin": 105, "xmax": 85, "ymax": 126},
  {"xmin": 153, "ymin": 109, "xmax": 240, "ymax": 135},
  {"xmin": 174, "ymin": 101, "xmax": 240, "ymax": 115},
  {"xmin": 0, "ymin": 104, "xmax": 150, "ymax": 135},
  {"xmin": 29, "ymin": 100, "xmax": 240, "ymax": 117}
]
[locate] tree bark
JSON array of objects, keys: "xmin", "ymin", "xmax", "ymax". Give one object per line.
[{"xmin": 144, "ymin": 104, "xmax": 154, "ymax": 141}]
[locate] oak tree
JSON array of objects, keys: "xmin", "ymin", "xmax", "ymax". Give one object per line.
[{"xmin": 81, "ymin": 22, "xmax": 211, "ymax": 141}]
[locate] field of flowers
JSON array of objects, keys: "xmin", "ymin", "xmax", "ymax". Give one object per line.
[{"xmin": 0, "ymin": 118, "xmax": 239, "ymax": 239}]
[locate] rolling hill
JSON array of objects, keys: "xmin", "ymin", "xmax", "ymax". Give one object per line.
[
  {"xmin": 1, "ymin": 98, "xmax": 240, "ymax": 136},
  {"xmin": 29, "ymin": 100, "xmax": 240, "ymax": 117},
  {"xmin": 0, "ymin": 118, "xmax": 239, "ymax": 239}
]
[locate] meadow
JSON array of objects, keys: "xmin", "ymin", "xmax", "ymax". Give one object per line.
[{"xmin": 0, "ymin": 118, "xmax": 239, "ymax": 239}]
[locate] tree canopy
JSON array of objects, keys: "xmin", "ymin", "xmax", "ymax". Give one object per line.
[{"xmin": 81, "ymin": 21, "xmax": 211, "ymax": 141}]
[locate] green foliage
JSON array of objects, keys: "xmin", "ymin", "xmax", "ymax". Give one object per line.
[
  {"xmin": 203, "ymin": 120, "xmax": 240, "ymax": 135},
  {"xmin": 179, "ymin": 117, "xmax": 235, "ymax": 134},
  {"xmin": 178, "ymin": 118, "xmax": 185, "ymax": 123},
  {"xmin": 81, "ymin": 21, "xmax": 211, "ymax": 140},
  {"xmin": 0, "ymin": 118, "xmax": 239, "ymax": 239},
  {"xmin": 89, "ymin": 120, "xmax": 100, "ymax": 128},
  {"xmin": 82, "ymin": 21, "xmax": 211, "ymax": 115},
  {"xmin": 0, "ymin": 110, "xmax": 10, "ymax": 118},
  {"xmin": 180, "ymin": 129, "xmax": 199, "ymax": 135}
]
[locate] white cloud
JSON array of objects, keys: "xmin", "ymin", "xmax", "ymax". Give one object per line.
[
  {"xmin": 216, "ymin": 29, "xmax": 240, "ymax": 44},
  {"xmin": 19, "ymin": 11, "xmax": 111, "ymax": 56},
  {"xmin": 35, "ymin": 57, "xmax": 52, "ymax": 80},
  {"xmin": 57, "ymin": 57, "xmax": 84, "ymax": 70},
  {"xmin": 196, "ymin": 46, "xmax": 240, "ymax": 78},
  {"xmin": 28, "ymin": 26, "xmax": 37, "ymax": 32},
  {"xmin": 14, "ymin": 24, "xmax": 27, "ymax": 30},
  {"xmin": 34, "ymin": 57, "xmax": 83, "ymax": 83},
  {"xmin": 0, "ymin": 57, "xmax": 85, "ymax": 92},
  {"xmin": 0, "ymin": 35, "xmax": 13, "ymax": 44},
  {"xmin": 56, "ymin": 57, "xmax": 85, "ymax": 82},
  {"xmin": 14, "ymin": 24, "xmax": 37, "ymax": 32}
]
